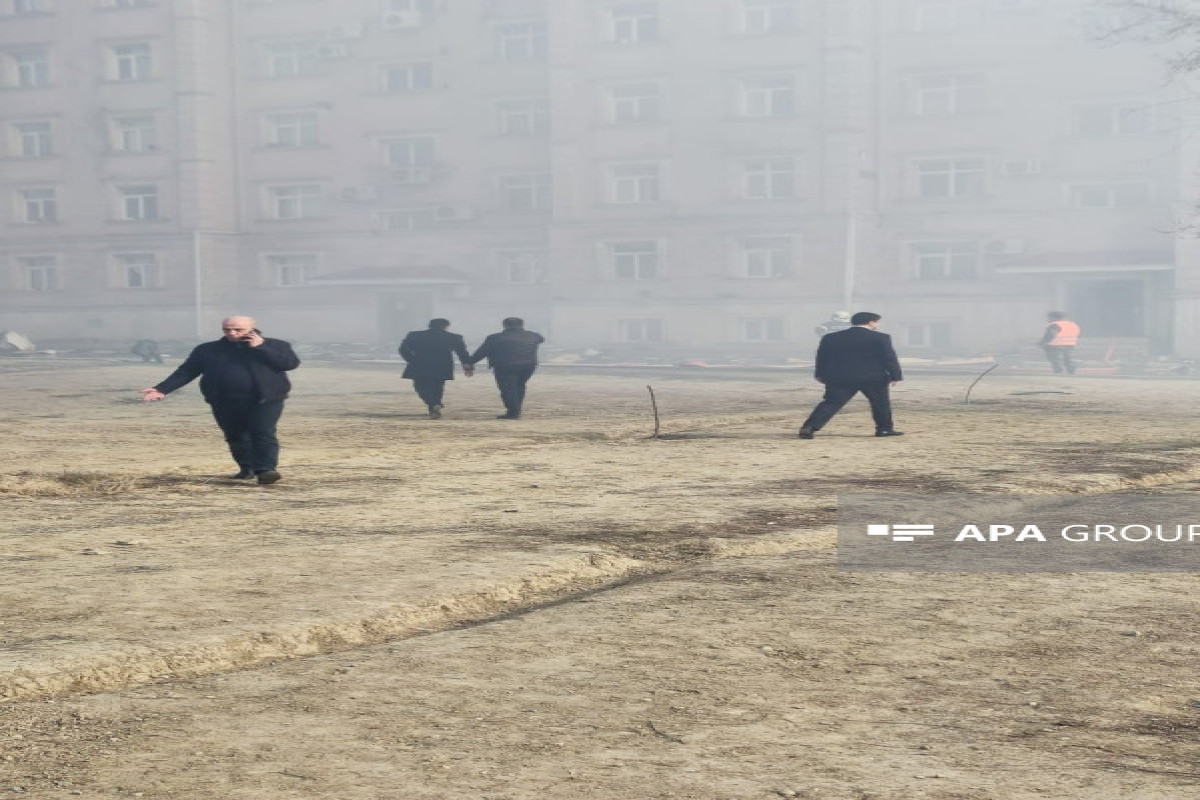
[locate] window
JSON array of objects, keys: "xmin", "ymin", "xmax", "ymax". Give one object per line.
[
  {"xmin": 111, "ymin": 43, "xmax": 152, "ymax": 80},
  {"xmin": 609, "ymin": 162, "xmax": 661, "ymax": 204},
  {"xmin": 381, "ymin": 0, "xmax": 432, "ymax": 25},
  {"xmin": 910, "ymin": 1, "xmax": 958, "ymax": 31},
  {"xmin": 496, "ymin": 22, "xmax": 547, "ymax": 61},
  {"xmin": 739, "ymin": 74, "xmax": 796, "ymax": 117},
  {"xmin": 17, "ymin": 255, "xmax": 57, "ymax": 291},
  {"xmin": 739, "ymin": 236, "xmax": 794, "ymax": 277},
  {"xmin": 112, "ymin": 115, "xmax": 156, "ymax": 152},
  {"xmin": 19, "ymin": 188, "xmax": 56, "ymax": 222},
  {"xmin": 266, "ymin": 112, "xmax": 319, "ymax": 147},
  {"xmin": 386, "ymin": 0, "xmax": 434, "ymax": 11},
  {"xmin": 14, "ymin": 0, "xmax": 50, "ymax": 14},
  {"xmin": 606, "ymin": 2, "xmax": 659, "ymax": 44},
  {"xmin": 496, "ymin": 99, "xmax": 549, "ymax": 136},
  {"xmin": 114, "ymin": 252, "xmax": 158, "ymax": 289},
  {"xmin": 610, "ymin": 240, "xmax": 659, "ymax": 280},
  {"xmin": 608, "ymin": 82, "xmax": 661, "ymax": 123},
  {"xmin": 382, "ymin": 62, "xmax": 433, "ymax": 91},
  {"xmin": 496, "ymin": 250, "xmax": 547, "ymax": 283},
  {"xmin": 500, "ymin": 173, "xmax": 551, "ymax": 211},
  {"xmin": 906, "ymin": 321, "xmax": 953, "ymax": 348},
  {"xmin": 912, "ymin": 157, "xmax": 987, "ymax": 198},
  {"xmin": 380, "ymin": 208, "xmax": 437, "ymax": 231},
  {"xmin": 741, "ymin": 318, "xmax": 784, "ymax": 341},
  {"xmin": 909, "ymin": 241, "xmax": 983, "ymax": 279},
  {"xmin": 1074, "ymin": 104, "xmax": 1151, "ymax": 137},
  {"xmin": 268, "ymin": 185, "xmax": 321, "ymax": 219},
  {"xmin": 382, "ymin": 137, "xmax": 436, "ymax": 185},
  {"xmin": 12, "ymin": 50, "xmax": 50, "ymax": 88},
  {"xmin": 119, "ymin": 185, "xmax": 159, "ymax": 220},
  {"xmin": 619, "ymin": 318, "xmax": 664, "ymax": 342},
  {"xmin": 264, "ymin": 42, "xmax": 319, "ymax": 78},
  {"xmin": 384, "ymin": 136, "xmax": 435, "ymax": 165},
  {"xmin": 913, "ymin": 72, "xmax": 986, "ymax": 116},
  {"xmin": 741, "ymin": 157, "xmax": 795, "ymax": 199},
  {"xmin": 1069, "ymin": 183, "xmax": 1151, "ymax": 208},
  {"xmin": 739, "ymin": 0, "xmax": 798, "ymax": 34},
  {"xmin": 266, "ymin": 253, "xmax": 317, "ymax": 287},
  {"xmin": 14, "ymin": 122, "xmax": 52, "ymax": 157}
]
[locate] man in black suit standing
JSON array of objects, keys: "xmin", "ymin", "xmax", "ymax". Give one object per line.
[
  {"xmin": 467, "ymin": 317, "xmax": 545, "ymax": 419},
  {"xmin": 141, "ymin": 315, "xmax": 300, "ymax": 484},
  {"xmin": 798, "ymin": 311, "xmax": 904, "ymax": 439},
  {"xmin": 399, "ymin": 318, "xmax": 473, "ymax": 419}
]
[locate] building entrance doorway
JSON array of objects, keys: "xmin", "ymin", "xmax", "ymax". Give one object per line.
[
  {"xmin": 1065, "ymin": 278, "xmax": 1144, "ymax": 337},
  {"xmin": 377, "ymin": 291, "xmax": 435, "ymax": 345}
]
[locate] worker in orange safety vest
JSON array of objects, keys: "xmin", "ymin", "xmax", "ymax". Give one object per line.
[{"xmin": 1037, "ymin": 311, "xmax": 1080, "ymax": 375}]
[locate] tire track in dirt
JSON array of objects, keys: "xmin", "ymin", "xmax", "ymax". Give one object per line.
[
  {"xmin": 0, "ymin": 531, "xmax": 830, "ymax": 704},
  {"xmin": 6, "ymin": 455, "xmax": 1200, "ymax": 705}
]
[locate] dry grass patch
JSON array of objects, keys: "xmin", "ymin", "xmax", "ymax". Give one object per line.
[{"xmin": 0, "ymin": 470, "xmax": 206, "ymax": 497}]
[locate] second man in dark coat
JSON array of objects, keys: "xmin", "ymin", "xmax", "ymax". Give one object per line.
[
  {"xmin": 467, "ymin": 317, "xmax": 545, "ymax": 419},
  {"xmin": 399, "ymin": 318, "xmax": 474, "ymax": 419}
]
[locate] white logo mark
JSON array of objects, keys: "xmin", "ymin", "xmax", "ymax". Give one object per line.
[{"xmin": 867, "ymin": 524, "xmax": 936, "ymax": 542}]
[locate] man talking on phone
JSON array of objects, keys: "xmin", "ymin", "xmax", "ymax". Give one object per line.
[{"xmin": 141, "ymin": 316, "xmax": 301, "ymax": 485}]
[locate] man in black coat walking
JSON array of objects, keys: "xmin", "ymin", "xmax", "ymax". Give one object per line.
[
  {"xmin": 398, "ymin": 318, "xmax": 474, "ymax": 419},
  {"xmin": 467, "ymin": 317, "xmax": 544, "ymax": 419},
  {"xmin": 141, "ymin": 316, "xmax": 300, "ymax": 484},
  {"xmin": 798, "ymin": 311, "xmax": 904, "ymax": 439}
]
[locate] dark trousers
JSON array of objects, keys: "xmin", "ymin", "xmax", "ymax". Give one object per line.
[
  {"xmin": 411, "ymin": 378, "xmax": 446, "ymax": 408},
  {"xmin": 493, "ymin": 365, "xmax": 536, "ymax": 416},
  {"xmin": 1043, "ymin": 346, "xmax": 1076, "ymax": 374},
  {"xmin": 209, "ymin": 398, "xmax": 284, "ymax": 473},
  {"xmin": 802, "ymin": 381, "xmax": 893, "ymax": 432}
]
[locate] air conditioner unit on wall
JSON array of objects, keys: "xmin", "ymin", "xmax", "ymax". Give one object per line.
[
  {"xmin": 392, "ymin": 166, "xmax": 432, "ymax": 184},
  {"xmin": 340, "ymin": 186, "xmax": 379, "ymax": 202},
  {"xmin": 434, "ymin": 204, "xmax": 476, "ymax": 221},
  {"xmin": 382, "ymin": 10, "xmax": 422, "ymax": 29},
  {"xmin": 1001, "ymin": 158, "xmax": 1043, "ymax": 176},
  {"xmin": 327, "ymin": 23, "xmax": 366, "ymax": 39},
  {"xmin": 316, "ymin": 42, "xmax": 349, "ymax": 59}
]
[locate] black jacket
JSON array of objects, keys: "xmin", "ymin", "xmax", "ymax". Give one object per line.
[
  {"xmin": 814, "ymin": 326, "xmax": 902, "ymax": 386},
  {"xmin": 399, "ymin": 329, "xmax": 471, "ymax": 380},
  {"xmin": 468, "ymin": 328, "xmax": 544, "ymax": 368},
  {"xmin": 154, "ymin": 336, "xmax": 300, "ymax": 403}
]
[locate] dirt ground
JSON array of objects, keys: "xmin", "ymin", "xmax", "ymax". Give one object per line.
[{"xmin": 1, "ymin": 358, "xmax": 1199, "ymax": 799}]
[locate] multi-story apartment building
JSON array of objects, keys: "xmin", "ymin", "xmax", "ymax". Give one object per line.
[
  {"xmin": 0, "ymin": 0, "xmax": 1192, "ymax": 357},
  {"xmin": 0, "ymin": 0, "xmax": 239, "ymax": 342}
]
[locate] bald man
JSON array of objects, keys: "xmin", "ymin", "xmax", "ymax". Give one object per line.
[{"xmin": 141, "ymin": 316, "xmax": 300, "ymax": 485}]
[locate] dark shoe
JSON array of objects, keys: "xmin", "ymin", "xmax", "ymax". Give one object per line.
[
  {"xmin": 875, "ymin": 430, "xmax": 905, "ymax": 437},
  {"xmin": 496, "ymin": 413, "xmax": 521, "ymax": 420},
  {"xmin": 256, "ymin": 470, "xmax": 282, "ymax": 485},
  {"xmin": 231, "ymin": 469, "xmax": 254, "ymax": 479},
  {"xmin": 798, "ymin": 427, "xmax": 814, "ymax": 439},
  {"xmin": 428, "ymin": 404, "xmax": 443, "ymax": 419}
]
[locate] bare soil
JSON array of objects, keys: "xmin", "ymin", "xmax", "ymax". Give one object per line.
[{"xmin": 1, "ymin": 359, "xmax": 1199, "ymax": 799}]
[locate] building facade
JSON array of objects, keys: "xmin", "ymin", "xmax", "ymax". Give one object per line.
[{"xmin": 0, "ymin": 0, "xmax": 1191, "ymax": 357}]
